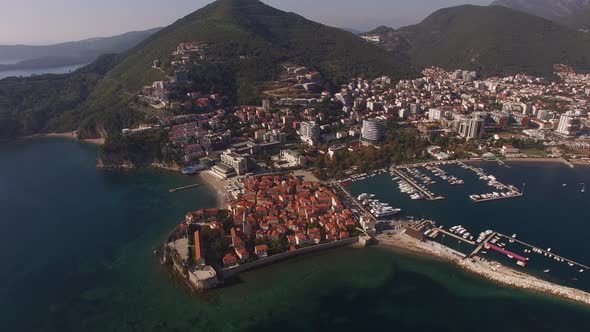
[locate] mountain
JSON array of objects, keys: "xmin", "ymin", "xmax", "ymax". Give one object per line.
[
  {"xmin": 559, "ymin": 8, "xmax": 590, "ymax": 30},
  {"xmin": 0, "ymin": 0, "xmax": 414, "ymax": 141},
  {"xmin": 491, "ymin": 0, "xmax": 590, "ymax": 30},
  {"xmin": 491, "ymin": 0, "xmax": 590, "ymax": 21},
  {"xmin": 109, "ymin": 0, "xmax": 414, "ymax": 94},
  {"xmin": 0, "ymin": 28, "xmax": 161, "ymax": 70},
  {"xmin": 361, "ymin": 26, "xmax": 412, "ymax": 55},
  {"xmin": 366, "ymin": 5, "xmax": 590, "ymax": 76},
  {"xmin": 340, "ymin": 27, "xmax": 362, "ymax": 35}
]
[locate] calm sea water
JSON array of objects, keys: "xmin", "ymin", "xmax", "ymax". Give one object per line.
[
  {"xmin": 1, "ymin": 139, "xmax": 589, "ymax": 331},
  {"xmin": 0, "ymin": 64, "xmax": 87, "ymax": 79}
]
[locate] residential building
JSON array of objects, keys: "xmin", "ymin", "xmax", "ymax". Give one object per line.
[
  {"xmin": 556, "ymin": 112, "xmax": 582, "ymax": 137},
  {"xmin": 361, "ymin": 118, "xmax": 386, "ymax": 143},
  {"xmin": 254, "ymin": 244, "xmax": 268, "ymax": 258},
  {"xmin": 300, "ymin": 121, "xmax": 320, "ymax": 146},
  {"xmin": 220, "ymin": 150, "xmax": 248, "ymax": 176},
  {"xmin": 279, "ymin": 149, "xmax": 306, "ymax": 167}
]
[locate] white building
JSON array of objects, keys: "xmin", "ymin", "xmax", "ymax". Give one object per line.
[
  {"xmin": 220, "ymin": 150, "xmax": 248, "ymax": 176},
  {"xmin": 361, "ymin": 118, "xmax": 386, "ymax": 142},
  {"xmin": 556, "ymin": 112, "xmax": 582, "ymax": 137},
  {"xmin": 279, "ymin": 149, "xmax": 306, "ymax": 167},
  {"xmin": 300, "ymin": 121, "xmax": 320, "ymax": 146},
  {"xmin": 361, "ymin": 35, "xmax": 381, "ymax": 43}
]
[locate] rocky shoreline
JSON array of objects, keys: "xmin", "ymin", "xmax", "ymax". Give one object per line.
[{"xmin": 377, "ymin": 232, "xmax": 590, "ymax": 307}]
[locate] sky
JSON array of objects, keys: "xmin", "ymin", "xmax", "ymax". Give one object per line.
[{"xmin": 0, "ymin": 0, "xmax": 490, "ymax": 45}]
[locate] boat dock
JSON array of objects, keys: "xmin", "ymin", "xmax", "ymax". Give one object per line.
[
  {"xmin": 333, "ymin": 182, "xmax": 376, "ymax": 223},
  {"xmin": 471, "ymin": 192, "xmax": 523, "ymax": 203},
  {"xmin": 469, "ymin": 232, "xmax": 498, "ymax": 257},
  {"xmin": 435, "ymin": 227, "xmax": 476, "ymax": 245},
  {"xmin": 496, "ymin": 233, "xmax": 590, "ymax": 271},
  {"xmin": 390, "ymin": 168, "xmax": 444, "ymax": 201},
  {"xmin": 168, "ymin": 184, "xmax": 201, "ymax": 193},
  {"xmin": 458, "ymin": 161, "xmax": 523, "ymax": 203}
]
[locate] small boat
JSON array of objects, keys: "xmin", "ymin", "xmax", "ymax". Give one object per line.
[
  {"xmin": 544, "ymin": 269, "xmax": 551, "ymax": 273},
  {"xmin": 580, "ymin": 269, "xmax": 585, "ymax": 273},
  {"xmin": 562, "ymin": 184, "xmax": 567, "ymax": 187}
]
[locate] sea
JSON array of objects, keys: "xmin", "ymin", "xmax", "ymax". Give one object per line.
[
  {"xmin": 0, "ymin": 64, "xmax": 87, "ymax": 80},
  {"xmin": 346, "ymin": 161, "xmax": 590, "ymax": 292},
  {"xmin": 1, "ymin": 138, "xmax": 590, "ymax": 332}
]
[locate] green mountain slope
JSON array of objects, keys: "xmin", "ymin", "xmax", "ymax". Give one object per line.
[
  {"xmin": 370, "ymin": 5, "xmax": 590, "ymax": 76},
  {"xmin": 109, "ymin": 0, "xmax": 414, "ymax": 95}
]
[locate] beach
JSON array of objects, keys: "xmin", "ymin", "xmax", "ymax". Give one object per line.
[
  {"xmin": 199, "ymin": 170, "xmax": 230, "ymax": 208},
  {"xmin": 377, "ymin": 231, "xmax": 590, "ymax": 307}
]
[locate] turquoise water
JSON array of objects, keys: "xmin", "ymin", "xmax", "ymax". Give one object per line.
[{"xmin": 1, "ymin": 139, "xmax": 589, "ymax": 331}]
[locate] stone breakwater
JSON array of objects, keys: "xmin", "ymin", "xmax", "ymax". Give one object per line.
[{"xmin": 377, "ymin": 232, "xmax": 590, "ymax": 307}]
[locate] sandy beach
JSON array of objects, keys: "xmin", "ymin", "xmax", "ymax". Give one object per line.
[
  {"xmin": 199, "ymin": 171, "xmax": 230, "ymax": 209},
  {"xmin": 377, "ymin": 231, "xmax": 590, "ymax": 307}
]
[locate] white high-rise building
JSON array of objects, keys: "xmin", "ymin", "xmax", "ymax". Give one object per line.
[
  {"xmin": 556, "ymin": 112, "xmax": 582, "ymax": 137},
  {"xmin": 300, "ymin": 121, "xmax": 320, "ymax": 146},
  {"xmin": 361, "ymin": 118, "xmax": 386, "ymax": 142}
]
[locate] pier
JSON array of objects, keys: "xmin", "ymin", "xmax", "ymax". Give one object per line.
[
  {"xmin": 496, "ymin": 233, "xmax": 590, "ymax": 271},
  {"xmin": 458, "ymin": 161, "xmax": 523, "ymax": 203},
  {"xmin": 168, "ymin": 184, "xmax": 201, "ymax": 193},
  {"xmin": 471, "ymin": 192, "xmax": 524, "ymax": 203},
  {"xmin": 435, "ymin": 227, "xmax": 476, "ymax": 245},
  {"xmin": 469, "ymin": 232, "xmax": 498, "ymax": 257},
  {"xmin": 390, "ymin": 168, "xmax": 444, "ymax": 201},
  {"xmin": 333, "ymin": 182, "xmax": 376, "ymax": 223}
]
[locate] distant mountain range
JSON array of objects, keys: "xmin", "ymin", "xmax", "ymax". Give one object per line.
[
  {"xmin": 491, "ymin": 0, "xmax": 590, "ymax": 30},
  {"xmin": 0, "ymin": 28, "xmax": 161, "ymax": 71},
  {"xmin": 362, "ymin": 4, "xmax": 590, "ymax": 76}
]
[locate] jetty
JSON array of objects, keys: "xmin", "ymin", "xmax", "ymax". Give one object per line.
[
  {"xmin": 496, "ymin": 233, "xmax": 590, "ymax": 271},
  {"xmin": 436, "ymin": 227, "xmax": 476, "ymax": 246},
  {"xmin": 168, "ymin": 184, "xmax": 201, "ymax": 193},
  {"xmin": 390, "ymin": 167, "xmax": 444, "ymax": 201},
  {"xmin": 469, "ymin": 232, "xmax": 498, "ymax": 257}
]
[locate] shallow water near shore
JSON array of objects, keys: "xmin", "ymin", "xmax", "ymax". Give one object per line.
[{"xmin": 1, "ymin": 138, "xmax": 590, "ymax": 331}]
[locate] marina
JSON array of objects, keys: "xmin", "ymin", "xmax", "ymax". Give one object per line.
[
  {"xmin": 390, "ymin": 166, "xmax": 444, "ymax": 201},
  {"xmin": 411, "ymin": 221, "xmax": 588, "ymax": 286},
  {"xmin": 356, "ymin": 192, "xmax": 402, "ymax": 219},
  {"xmin": 458, "ymin": 161, "xmax": 524, "ymax": 203}
]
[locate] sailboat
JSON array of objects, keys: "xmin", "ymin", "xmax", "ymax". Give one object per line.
[{"xmin": 581, "ymin": 183, "xmax": 586, "ymax": 193}]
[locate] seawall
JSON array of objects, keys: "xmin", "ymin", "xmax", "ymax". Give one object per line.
[{"xmin": 221, "ymin": 237, "xmax": 360, "ymax": 279}]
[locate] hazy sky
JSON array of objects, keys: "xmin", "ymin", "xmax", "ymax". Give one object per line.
[{"xmin": 0, "ymin": 0, "xmax": 490, "ymax": 45}]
